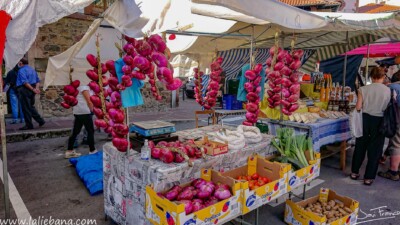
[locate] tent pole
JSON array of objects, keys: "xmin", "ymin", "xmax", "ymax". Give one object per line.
[
  {"xmin": 365, "ymin": 35, "xmax": 371, "ymax": 84},
  {"xmin": 0, "ymin": 69, "xmax": 10, "ymax": 218},
  {"xmin": 249, "ymin": 26, "xmax": 254, "ymax": 69},
  {"xmin": 126, "ymin": 107, "xmax": 130, "ymax": 156},
  {"xmin": 342, "ymin": 31, "xmax": 349, "ymax": 99},
  {"xmin": 280, "ymin": 33, "xmax": 285, "ymax": 121}
]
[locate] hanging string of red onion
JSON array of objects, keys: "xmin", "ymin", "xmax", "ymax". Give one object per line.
[
  {"xmin": 60, "ymin": 79, "xmax": 80, "ymax": 109},
  {"xmin": 193, "ymin": 68, "xmax": 205, "ymax": 106},
  {"xmin": 243, "ymin": 64, "xmax": 263, "ymax": 126},
  {"xmin": 266, "ymin": 46, "xmax": 303, "ymax": 116},
  {"xmin": 204, "ymin": 57, "xmax": 223, "ymax": 110}
]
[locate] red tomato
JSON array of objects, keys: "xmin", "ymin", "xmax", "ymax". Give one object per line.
[
  {"xmin": 251, "ymin": 173, "xmax": 260, "ymax": 180},
  {"xmin": 247, "ymin": 175, "xmax": 252, "ymax": 181},
  {"xmin": 257, "ymin": 179, "xmax": 266, "ymax": 186},
  {"xmin": 261, "ymin": 177, "xmax": 269, "ymax": 183}
]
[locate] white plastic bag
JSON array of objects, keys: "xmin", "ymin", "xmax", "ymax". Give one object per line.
[{"xmin": 350, "ymin": 109, "xmax": 363, "ymax": 138}]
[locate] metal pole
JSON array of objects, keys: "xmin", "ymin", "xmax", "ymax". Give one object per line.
[
  {"xmin": 0, "ymin": 71, "xmax": 10, "ymax": 218},
  {"xmin": 365, "ymin": 35, "xmax": 371, "ymax": 84},
  {"xmin": 126, "ymin": 107, "xmax": 130, "ymax": 156},
  {"xmin": 342, "ymin": 31, "xmax": 349, "ymax": 99},
  {"xmin": 280, "ymin": 33, "xmax": 285, "ymax": 121}
]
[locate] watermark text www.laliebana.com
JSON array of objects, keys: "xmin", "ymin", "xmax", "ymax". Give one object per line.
[{"xmin": 0, "ymin": 217, "xmax": 97, "ymax": 225}]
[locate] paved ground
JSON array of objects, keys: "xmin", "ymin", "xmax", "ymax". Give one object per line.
[{"xmin": 1, "ymin": 98, "xmax": 400, "ymax": 224}]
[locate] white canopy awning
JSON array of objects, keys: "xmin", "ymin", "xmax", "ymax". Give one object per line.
[
  {"xmin": 44, "ymin": 0, "xmax": 400, "ymax": 87},
  {"xmin": 2, "ymin": 0, "xmax": 92, "ymax": 71}
]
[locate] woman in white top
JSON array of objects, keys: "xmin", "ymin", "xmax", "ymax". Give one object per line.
[
  {"xmin": 351, "ymin": 67, "xmax": 391, "ymax": 185},
  {"xmin": 65, "ymin": 85, "xmax": 96, "ymax": 158}
]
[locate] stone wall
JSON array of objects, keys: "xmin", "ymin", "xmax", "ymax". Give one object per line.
[
  {"xmin": 29, "ymin": 16, "xmax": 93, "ymax": 117},
  {"xmin": 29, "ymin": 15, "xmax": 174, "ymax": 117}
]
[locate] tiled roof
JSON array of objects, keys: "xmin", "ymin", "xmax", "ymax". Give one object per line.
[
  {"xmin": 279, "ymin": 0, "xmax": 341, "ymax": 7},
  {"xmin": 358, "ymin": 3, "xmax": 400, "ymax": 13}
]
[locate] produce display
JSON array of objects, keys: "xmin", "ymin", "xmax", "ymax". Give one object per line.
[
  {"xmin": 203, "ymin": 57, "xmax": 223, "ymax": 109},
  {"xmin": 271, "ymin": 128, "xmax": 314, "ymax": 170},
  {"xmin": 288, "ymin": 111, "xmax": 348, "ymax": 123},
  {"xmin": 302, "ymin": 199, "xmax": 354, "ymax": 223},
  {"xmin": 236, "ymin": 125, "xmax": 262, "ymax": 144},
  {"xmin": 193, "ymin": 68, "xmax": 205, "ymax": 106},
  {"xmin": 60, "ymin": 79, "xmax": 80, "ymax": 109},
  {"xmin": 149, "ymin": 140, "xmax": 205, "ymax": 165},
  {"xmin": 266, "ymin": 47, "xmax": 303, "ymax": 116},
  {"xmin": 158, "ymin": 178, "xmax": 232, "ymax": 215},
  {"xmin": 237, "ymin": 173, "xmax": 271, "ymax": 190},
  {"xmin": 243, "ymin": 63, "xmax": 263, "ymax": 126}
]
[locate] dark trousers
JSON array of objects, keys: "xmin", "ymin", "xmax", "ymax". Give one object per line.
[
  {"xmin": 68, "ymin": 114, "xmax": 95, "ymax": 151},
  {"xmin": 351, "ymin": 113, "xmax": 385, "ymax": 179},
  {"xmin": 18, "ymin": 86, "xmax": 45, "ymax": 128}
]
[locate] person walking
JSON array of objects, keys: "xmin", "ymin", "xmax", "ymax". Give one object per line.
[
  {"xmin": 16, "ymin": 58, "xmax": 45, "ymax": 130},
  {"xmin": 5, "ymin": 65, "xmax": 24, "ymax": 124},
  {"xmin": 65, "ymin": 85, "xmax": 96, "ymax": 158},
  {"xmin": 351, "ymin": 67, "xmax": 391, "ymax": 185},
  {"xmin": 378, "ymin": 71, "xmax": 400, "ymax": 181}
]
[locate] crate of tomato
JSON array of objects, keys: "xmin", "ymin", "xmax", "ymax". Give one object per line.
[{"xmin": 223, "ymin": 155, "xmax": 290, "ymax": 215}]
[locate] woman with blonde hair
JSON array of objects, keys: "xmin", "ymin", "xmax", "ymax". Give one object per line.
[{"xmin": 351, "ymin": 67, "xmax": 391, "ymax": 185}]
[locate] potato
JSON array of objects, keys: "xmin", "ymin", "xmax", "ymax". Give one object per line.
[
  {"xmin": 326, "ymin": 212, "xmax": 334, "ymax": 219},
  {"xmin": 338, "ymin": 202, "xmax": 344, "ymax": 208},
  {"xmin": 328, "ymin": 200, "xmax": 336, "ymax": 207},
  {"xmin": 325, "ymin": 205, "xmax": 332, "ymax": 211},
  {"xmin": 344, "ymin": 207, "xmax": 353, "ymax": 214}
]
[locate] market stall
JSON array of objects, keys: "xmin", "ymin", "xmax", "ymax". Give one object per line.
[{"xmin": 104, "ymin": 125, "xmax": 275, "ymax": 225}]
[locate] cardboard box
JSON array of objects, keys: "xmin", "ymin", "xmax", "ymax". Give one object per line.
[
  {"xmin": 195, "ymin": 136, "xmax": 228, "ymax": 156},
  {"xmin": 284, "ymin": 188, "xmax": 359, "ymax": 225},
  {"xmin": 223, "ymin": 155, "xmax": 290, "ymax": 215},
  {"xmin": 287, "ymin": 151, "xmax": 321, "ymax": 191},
  {"xmin": 146, "ymin": 169, "xmax": 241, "ymax": 225}
]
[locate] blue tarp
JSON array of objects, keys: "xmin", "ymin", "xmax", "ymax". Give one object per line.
[
  {"xmin": 69, "ymin": 151, "xmax": 103, "ymax": 196},
  {"xmin": 319, "ymin": 55, "xmax": 364, "ymax": 90}
]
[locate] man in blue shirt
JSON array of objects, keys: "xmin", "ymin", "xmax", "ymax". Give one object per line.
[{"xmin": 16, "ymin": 58, "xmax": 45, "ymax": 130}]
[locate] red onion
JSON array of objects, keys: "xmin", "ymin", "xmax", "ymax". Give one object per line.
[
  {"xmin": 282, "ymin": 88, "xmax": 290, "ymax": 98},
  {"xmin": 282, "ymin": 108, "xmax": 291, "ymax": 116},
  {"xmin": 289, "ymin": 83, "xmax": 300, "ymax": 94},
  {"xmin": 94, "ymin": 119, "xmax": 108, "ymax": 128},
  {"xmin": 90, "ymin": 95, "xmax": 102, "ymax": 108},
  {"xmin": 281, "ymin": 78, "xmax": 292, "ymax": 88},
  {"xmin": 63, "ymin": 85, "xmax": 76, "ymax": 96},
  {"xmin": 246, "ymin": 92, "xmax": 259, "ymax": 102},
  {"xmin": 246, "ymin": 102, "xmax": 258, "ymax": 113},
  {"xmin": 290, "ymin": 73, "xmax": 300, "ymax": 83},
  {"xmin": 177, "ymin": 189, "xmax": 194, "ymax": 201},
  {"xmin": 151, "ymin": 147, "xmax": 161, "ymax": 159},
  {"xmin": 93, "ymin": 107, "xmax": 104, "ymax": 119},
  {"xmin": 199, "ymin": 181, "xmax": 216, "ymax": 194},
  {"xmin": 288, "ymin": 94, "xmax": 299, "ymax": 103},
  {"xmin": 61, "ymin": 102, "xmax": 70, "ymax": 109},
  {"xmin": 266, "ymin": 57, "xmax": 272, "ymax": 67},
  {"xmin": 135, "ymin": 40, "xmax": 152, "ymax": 57},
  {"xmin": 245, "ymin": 70, "xmax": 257, "ymax": 81},
  {"xmin": 113, "ymin": 123, "xmax": 129, "ymax": 136},
  {"xmin": 109, "ymin": 109, "xmax": 125, "ymax": 123},
  {"xmin": 196, "ymin": 190, "xmax": 211, "ymax": 199},
  {"xmin": 174, "ymin": 153, "xmax": 185, "ymax": 163},
  {"xmin": 111, "ymin": 92, "xmax": 121, "ymax": 102},
  {"xmin": 204, "ymin": 197, "xmax": 219, "ymax": 207},
  {"xmin": 71, "ymin": 80, "xmax": 80, "ymax": 88},
  {"xmin": 86, "ymin": 70, "xmax": 99, "ymax": 82},
  {"xmin": 214, "ymin": 186, "xmax": 232, "ymax": 200},
  {"xmin": 289, "ymin": 103, "xmax": 299, "ymax": 112},
  {"xmin": 124, "ymin": 35, "xmax": 136, "ymax": 45},
  {"xmin": 160, "ymin": 148, "xmax": 174, "ymax": 164},
  {"xmin": 122, "ymin": 65, "xmax": 132, "ymax": 74},
  {"xmin": 171, "ymin": 185, "xmax": 183, "ymax": 193},
  {"xmin": 123, "ymin": 43, "xmax": 135, "ymax": 56},
  {"xmin": 104, "ymin": 126, "xmax": 113, "ymax": 134},
  {"xmin": 177, "ymin": 200, "xmax": 194, "ymax": 215},
  {"xmin": 86, "ymin": 54, "xmax": 98, "ymax": 67},
  {"xmin": 274, "ymin": 62, "xmax": 284, "ymax": 71},
  {"xmin": 89, "ymin": 81, "xmax": 101, "ymax": 94},
  {"xmin": 165, "ymin": 189, "xmax": 179, "ymax": 201},
  {"xmin": 101, "ymin": 76, "xmax": 109, "ymax": 86},
  {"xmin": 192, "ymin": 178, "xmax": 206, "ymax": 189},
  {"xmin": 280, "ymin": 66, "xmax": 292, "ymax": 77},
  {"xmin": 166, "ymin": 78, "xmax": 182, "ymax": 91},
  {"xmin": 244, "ymin": 82, "xmax": 254, "ymax": 93},
  {"xmin": 254, "ymin": 64, "xmax": 263, "ymax": 74},
  {"xmin": 157, "ymin": 67, "xmax": 173, "ymax": 83},
  {"xmin": 112, "ymin": 137, "xmax": 128, "ymax": 152},
  {"xmin": 192, "ymin": 200, "xmax": 205, "ymax": 212},
  {"xmin": 151, "ymin": 52, "xmax": 168, "ymax": 67},
  {"xmin": 132, "ymin": 55, "xmax": 150, "ymax": 71}
]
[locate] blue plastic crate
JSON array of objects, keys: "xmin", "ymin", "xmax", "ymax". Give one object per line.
[
  {"xmin": 222, "ymin": 94, "xmax": 234, "ymax": 110},
  {"xmin": 232, "ymin": 100, "xmax": 242, "ymax": 110}
]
